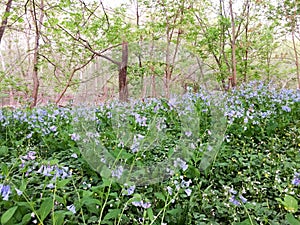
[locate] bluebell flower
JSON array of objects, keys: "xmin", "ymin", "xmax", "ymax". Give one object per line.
[
  {"xmin": 0, "ymin": 184, "xmax": 11, "ymax": 201},
  {"xmin": 15, "ymin": 188, "xmax": 23, "ymax": 196},
  {"xmin": 21, "ymin": 151, "xmax": 36, "ymax": 160},
  {"xmin": 123, "ymin": 185, "xmax": 135, "ymax": 196},
  {"xmin": 67, "ymin": 204, "xmax": 76, "ymax": 214},
  {"xmin": 112, "ymin": 166, "xmax": 124, "ymax": 179},
  {"xmin": 239, "ymin": 194, "xmax": 247, "ymax": 203},
  {"xmin": 70, "ymin": 133, "xmax": 80, "ymax": 141},
  {"xmin": 229, "ymin": 195, "xmax": 241, "ymax": 206},
  {"xmin": 132, "ymin": 200, "xmax": 151, "ymax": 209},
  {"xmin": 292, "ymin": 173, "xmax": 300, "ymax": 186},
  {"xmin": 174, "ymin": 158, "xmax": 188, "ymax": 171},
  {"xmin": 166, "ymin": 186, "xmax": 173, "ymax": 195},
  {"xmin": 282, "ymin": 105, "xmax": 291, "ymax": 112},
  {"xmin": 185, "ymin": 188, "xmax": 192, "ymax": 196}
]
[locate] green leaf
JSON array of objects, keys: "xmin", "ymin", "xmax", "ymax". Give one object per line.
[
  {"xmin": 286, "ymin": 213, "xmax": 300, "ymax": 225},
  {"xmin": 0, "ymin": 146, "xmax": 8, "ymax": 156},
  {"xmin": 53, "ymin": 210, "xmax": 66, "ymax": 225},
  {"xmin": 1, "ymin": 163, "xmax": 8, "ymax": 175},
  {"xmin": 284, "ymin": 195, "xmax": 299, "ymax": 213},
  {"xmin": 56, "ymin": 179, "xmax": 70, "ymax": 188},
  {"xmin": 147, "ymin": 208, "xmax": 155, "ymax": 222},
  {"xmin": 154, "ymin": 192, "xmax": 165, "ymax": 201},
  {"xmin": 1, "ymin": 206, "xmax": 18, "ymax": 225},
  {"xmin": 38, "ymin": 198, "xmax": 53, "ymax": 221},
  {"xmin": 166, "ymin": 207, "xmax": 183, "ymax": 216},
  {"xmin": 102, "ymin": 209, "xmax": 121, "ymax": 221}
]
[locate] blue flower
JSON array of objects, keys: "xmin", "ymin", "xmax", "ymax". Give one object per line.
[
  {"xmin": 174, "ymin": 158, "xmax": 188, "ymax": 171},
  {"xmin": 70, "ymin": 133, "xmax": 80, "ymax": 141},
  {"xmin": 292, "ymin": 173, "xmax": 300, "ymax": 186},
  {"xmin": 123, "ymin": 185, "xmax": 135, "ymax": 196},
  {"xmin": 112, "ymin": 166, "xmax": 124, "ymax": 179},
  {"xmin": 67, "ymin": 204, "xmax": 76, "ymax": 214},
  {"xmin": 0, "ymin": 184, "xmax": 11, "ymax": 201},
  {"xmin": 282, "ymin": 105, "xmax": 291, "ymax": 112},
  {"xmin": 132, "ymin": 200, "xmax": 151, "ymax": 209}
]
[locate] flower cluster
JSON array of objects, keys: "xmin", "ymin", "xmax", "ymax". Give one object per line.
[
  {"xmin": 292, "ymin": 172, "xmax": 300, "ymax": 186},
  {"xmin": 228, "ymin": 188, "xmax": 247, "ymax": 206}
]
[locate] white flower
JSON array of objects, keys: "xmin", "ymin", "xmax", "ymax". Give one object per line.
[{"xmin": 67, "ymin": 204, "xmax": 76, "ymax": 214}]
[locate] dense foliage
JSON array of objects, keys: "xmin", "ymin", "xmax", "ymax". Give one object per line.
[{"xmin": 0, "ymin": 82, "xmax": 300, "ymax": 224}]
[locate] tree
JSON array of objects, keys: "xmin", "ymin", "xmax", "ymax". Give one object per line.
[{"xmin": 0, "ymin": 0, "xmax": 13, "ymax": 44}]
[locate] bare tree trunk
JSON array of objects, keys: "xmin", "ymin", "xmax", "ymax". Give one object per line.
[
  {"xmin": 229, "ymin": 0, "xmax": 237, "ymax": 88},
  {"xmin": 292, "ymin": 28, "xmax": 300, "ymax": 89},
  {"xmin": 0, "ymin": 0, "xmax": 13, "ymax": 44},
  {"xmin": 119, "ymin": 41, "xmax": 128, "ymax": 102},
  {"xmin": 30, "ymin": 0, "xmax": 44, "ymax": 108}
]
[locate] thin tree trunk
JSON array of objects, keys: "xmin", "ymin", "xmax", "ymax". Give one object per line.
[
  {"xmin": 0, "ymin": 0, "xmax": 13, "ymax": 44},
  {"xmin": 229, "ymin": 0, "xmax": 237, "ymax": 88},
  {"xmin": 119, "ymin": 41, "xmax": 128, "ymax": 102},
  {"xmin": 30, "ymin": 0, "xmax": 44, "ymax": 108},
  {"xmin": 292, "ymin": 28, "xmax": 300, "ymax": 89}
]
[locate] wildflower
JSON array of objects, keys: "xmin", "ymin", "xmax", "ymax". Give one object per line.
[
  {"xmin": 292, "ymin": 173, "xmax": 300, "ymax": 186},
  {"xmin": 71, "ymin": 153, "xmax": 78, "ymax": 158},
  {"xmin": 166, "ymin": 186, "xmax": 173, "ymax": 195},
  {"xmin": 282, "ymin": 105, "xmax": 291, "ymax": 112},
  {"xmin": 21, "ymin": 151, "xmax": 36, "ymax": 160},
  {"xmin": 132, "ymin": 200, "xmax": 151, "ymax": 209},
  {"xmin": 47, "ymin": 183, "xmax": 55, "ymax": 189},
  {"xmin": 67, "ymin": 204, "xmax": 76, "ymax": 214},
  {"xmin": 0, "ymin": 184, "xmax": 11, "ymax": 200},
  {"xmin": 70, "ymin": 133, "xmax": 80, "ymax": 141},
  {"xmin": 185, "ymin": 130, "xmax": 192, "ymax": 137},
  {"xmin": 239, "ymin": 194, "xmax": 247, "ymax": 203},
  {"xmin": 174, "ymin": 158, "xmax": 188, "ymax": 171},
  {"xmin": 229, "ymin": 195, "xmax": 241, "ymax": 206},
  {"xmin": 112, "ymin": 166, "xmax": 124, "ymax": 179},
  {"xmin": 185, "ymin": 188, "xmax": 192, "ymax": 196},
  {"xmin": 123, "ymin": 185, "xmax": 135, "ymax": 196},
  {"xmin": 49, "ymin": 125, "xmax": 57, "ymax": 132},
  {"xmin": 15, "ymin": 188, "xmax": 23, "ymax": 196}
]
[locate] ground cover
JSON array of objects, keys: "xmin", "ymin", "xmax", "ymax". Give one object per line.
[{"xmin": 0, "ymin": 81, "xmax": 299, "ymax": 225}]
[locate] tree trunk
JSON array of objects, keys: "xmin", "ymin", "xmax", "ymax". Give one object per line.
[
  {"xmin": 229, "ymin": 0, "xmax": 237, "ymax": 88},
  {"xmin": 30, "ymin": 0, "xmax": 44, "ymax": 108},
  {"xmin": 119, "ymin": 41, "xmax": 128, "ymax": 102},
  {"xmin": 0, "ymin": 0, "xmax": 13, "ymax": 44},
  {"xmin": 292, "ymin": 28, "xmax": 300, "ymax": 89}
]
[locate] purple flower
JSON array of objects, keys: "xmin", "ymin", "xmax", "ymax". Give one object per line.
[
  {"xmin": 132, "ymin": 200, "xmax": 151, "ymax": 209},
  {"xmin": 67, "ymin": 204, "xmax": 76, "ymax": 214},
  {"xmin": 49, "ymin": 125, "xmax": 57, "ymax": 132},
  {"xmin": 0, "ymin": 184, "xmax": 11, "ymax": 201},
  {"xmin": 229, "ymin": 195, "xmax": 241, "ymax": 206},
  {"xmin": 123, "ymin": 185, "xmax": 135, "ymax": 196},
  {"xmin": 185, "ymin": 188, "xmax": 192, "ymax": 196},
  {"xmin": 239, "ymin": 194, "xmax": 247, "ymax": 203},
  {"xmin": 112, "ymin": 166, "xmax": 124, "ymax": 179},
  {"xmin": 21, "ymin": 151, "xmax": 36, "ymax": 160},
  {"xmin": 174, "ymin": 158, "xmax": 188, "ymax": 171},
  {"xmin": 70, "ymin": 133, "xmax": 80, "ymax": 141},
  {"xmin": 292, "ymin": 173, "xmax": 300, "ymax": 186},
  {"xmin": 282, "ymin": 105, "xmax": 291, "ymax": 112}
]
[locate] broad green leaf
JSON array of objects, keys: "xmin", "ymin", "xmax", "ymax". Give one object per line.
[
  {"xmin": 53, "ymin": 210, "xmax": 66, "ymax": 225},
  {"xmin": 102, "ymin": 209, "xmax": 121, "ymax": 221},
  {"xmin": 147, "ymin": 208, "xmax": 155, "ymax": 222},
  {"xmin": 0, "ymin": 146, "xmax": 8, "ymax": 156},
  {"xmin": 1, "ymin": 206, "xmax": 18, "ymax": 225},
  {"xmin": 286, "ymin": 213, "xmax": 300, "ymax": 225},
  {"xmin": 56, "ymin": 179, "xmax": 70, "ymax": 188},
  {"xmin": 154, "ymin": 192, "xmax": 165, "ymax": 201},
  {"xmin": 38, "ymin": 198, "xmax": 53, "ymax": 221},
  {"xmin": 284, "ymin": 195, "xmax": 299, "ymax": 213}
]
